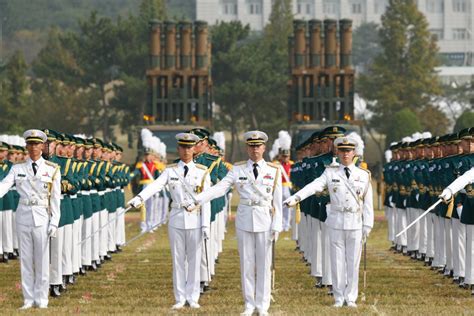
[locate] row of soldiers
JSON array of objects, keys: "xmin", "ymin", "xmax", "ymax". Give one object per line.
[
  {"xmin": 290, "ymin": 126, "xmax": 364, "ymax": 294},
  {"xmin": 0, "ymin": 130, "xmax": 133, "ymax": 298},
  {"xmin": 384, "ymin": 127, "xmax": 474, "ymax": 292}
]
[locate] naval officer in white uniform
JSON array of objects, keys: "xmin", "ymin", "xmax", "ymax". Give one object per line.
[
  {"xmin": 128, "ymin": 133, "xmax": 211, "ymax": 310},
  {"xmin": 0, "ymin": 129, "xmax": 61, "ymax": 309},
  {"xmin": 285, "ymin": 135, "xmax": 373, "ymax": 308},
  {"xmin": 186, "ymin": 131, "xmax": 282, "ymax": 316}
]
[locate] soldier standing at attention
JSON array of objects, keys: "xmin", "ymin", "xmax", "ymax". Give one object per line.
[
  {"xmin": 285, "ymin": 135, "xmax": 373, "ymax": 308},
  {"xmin": 0, "ymin": 129, "xmax": 61, "ymax": 309},
  {"xmin": 128, "ymin": 133, "xmax": 211, "ymax": 310},
  {"xmin": 186, "ymin": 131, "xmax": 282, "ymax": 316}
]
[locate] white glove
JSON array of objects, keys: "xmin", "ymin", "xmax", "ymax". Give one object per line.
[
  {"xmin": 283, "ymin": 195, "xmax": 300, "ymax": 207},
  {"xmin": 270, "ymin": 230, "xmax": 279, "ymax": 242},
  {"xmin": 362, "ymin": 226, "xmax": 371, "ymax": 239},
  {"xmin": 202, "ymin": 227, "xmax": 210, "ymax": 240},
  {"xmin": 439, "ymin": 188, "xmax": 452, "ymax": 202},
  {"xmin": 128, "ymin": 196, "xmax": 143, "ymax": 208},
  {"xmin": 48, "ymin": 224, "xmax": 58, "ymax": 238},
  {"xmin": 185, "ymin": 202, "xmax": 199, "ymax": 212}
]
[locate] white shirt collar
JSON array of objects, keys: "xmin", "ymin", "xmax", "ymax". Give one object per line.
[
  {"xmin": 178, "ymin": 160, "xmax": 195, "ymax": 169},
  {"xmin": 340, "ymin": 163, "xmax": 355, "ymax": 172},
  {"xmin": 247, "ymin": 159, "xmax": 265, "ymax": 169},
  {"xmin": 28, "ymin": 156, "xmax": 44, "ymax": 167}
]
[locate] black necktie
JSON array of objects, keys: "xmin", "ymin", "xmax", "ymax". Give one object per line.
[
  {"xmin": 344, "ymin": 167, "xmax": 350, "ymax": 179},
  {"xmin": 184, "ymin": 165, "xmax": 189, "ymax": 178},
  {"xmin": 32, "ymin": 162, "xmax": 38, "ymax": 175},
  {"xmin": 253, "ymin": 163, "xmax": 258, "ymax": 179}
]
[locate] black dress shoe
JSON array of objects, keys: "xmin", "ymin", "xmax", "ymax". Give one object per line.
[
  {"xmin": 2, "ymin": 253, "xmax": 8, "ymax": 263},
  {"xmin": 96, "ymin": 260, "xmax": 102, "ymax": 268},
  {"xmin": 203, "ymin": 285, "xmax": 210, "ymax": 292},
  {"xmin": 90, "ymin": 261, "xmax": 97, "ymax": 271},
  {"xmin": 8, "ymin": 252, "xmax": 17, "ymax": 260},
  {"xmin": 60, "ymin": 278, "xmax": 67, "ymax": 292},
  {"xmin": 215, "ymin": 258, "xmax": 219, "ymax": 264},
  {"xmin": 50, "ymin": 285, "xmax": 61, "ymax": 297},
  {"xmin": 79, "ymin": 267, "xmax": 87, "ymax": 276},
  {"xmin": 116, "ymin": 245, "xmax": 122, "ymax": 252},
  {"xmin": 327, "ymin": 285, "xmax": 333, "ymax": 295},
  {"xmin": 67, "ymin": 275, "xmax": 75, "ymax": 285},
  {"xmin": 14, "ymin": 249, "xmax": 19, "ymax": 257},
  {"xmin": 104, "ymin": 254, "xmax": 112, "ymax": 261},
  {"xmin": 315, "ymin": 277, "xmax": 323, "ymax": 288}
]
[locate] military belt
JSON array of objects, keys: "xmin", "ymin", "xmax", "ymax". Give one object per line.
[
  {"xmin": 240, "ymin": 199, "xmax": 272, "ymax": 207},
  {"xmin": 19, "ymin": 198, "xmax": 49, "ymax": 207},
  {"xmin": 332, "ymin": 205, "xmax": 361, "ymax": 213}
]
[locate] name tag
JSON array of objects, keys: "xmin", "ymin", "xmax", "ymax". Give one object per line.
[
  {"xmin": 239, "ymin": 177, "xmax": 247, "ymax": 180},
  {"xmin": 170, "ymin": 177, "xmax": 179, "ymax": 181},
  {"xmin": 331, "ymin": 179, "xmax": 340, "ymax": 183},
  {"xmin": 18, "ymin": 174, "xmax": 26, "ymax": 178}
]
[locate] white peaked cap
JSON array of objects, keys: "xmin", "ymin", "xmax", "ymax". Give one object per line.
[
  {"xmin": 74, "ymin": 134, "xmax": 88, "ymax": 139},
  {"xmin": 402, "ymin": 136, "xmax": 412, "ymax": 143},
  {"xmin": 422, "ymin": 132, "xmax": 432, "ymax": 139},
  {"xmin": 213, "ymin": 132, "xmax": 226, "ymax": 152},
  {"xmin": 347, "ymin": 132, "xmax": 364, "ymax": 156},
  {"xmin": 411, "ymin": 132, "xmax": 423, "ymax": 141},
  {"xmin": 278, "ymin": 130, "xmax": 291, "ymax": 151},
  {"xmin": 385, "ymin": 150, "xmax": 392, "ymax": 163}
]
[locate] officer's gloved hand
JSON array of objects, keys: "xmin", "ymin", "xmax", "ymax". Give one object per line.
[
  {"xmin": 283, "ymin": 195, "xmax": 300, "ymax": 207},
  {"xmin": 128, "ymin": 196, "xmax": 143, "ymax": 208},
  {"xmin": 362, "ymin": 226, "xmax": 371, "ymax": 239},
  {"xmin": 202, "ymin": 227, "xmax": 210, "ymax": 240},
  {"xmin": 185, "ymin": 202, "xmax": 199, "ymax": 212},
  {"xmin": 48, "ymin": 224, "xmax": 58, "ymax": 238},
  {"xmin": 439, "ymin": 189, "xmax": 453, "ymax": 202}
]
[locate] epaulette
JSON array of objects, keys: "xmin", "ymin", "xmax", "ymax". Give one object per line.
[
  {"xmin": 45, "ymin": 160, "xmax": 59, "ymax": 168},
  {"xmin": 266, "ymin": 162, "xmax": 278, "ymax": 169},
  {"xmin": 135, "ymin": 161, "xmax": 143, "ymax": 168},
  {"xmin": 204, "ymin": 153, "xmax": 218, "ymax": 161},
  {"xmin": 166, "ymin": 163, "xmax": 178, "ymax": 168},
  {"xmin": 234, "ymin": 161, "xmax": 246, "ymax": 166},
  {"xmin": 195, "ymin": 163, "xmax": 207, "ymax": 170}
]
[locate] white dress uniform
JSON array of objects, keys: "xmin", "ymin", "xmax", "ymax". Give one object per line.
[
  {"xmin": 135, "ymin": 160, "xmax": 210, "ymax": 306},
  {"xmin": 0, "ymin": 155, "xmax": 60, "ymax": 307},
  {"xmin": 290, "ymin": 156, "xmax": 373, "ymax": 306},
  {"xmin": 196, "ymin": 158, "xmax": 283, "ymax": 314}
]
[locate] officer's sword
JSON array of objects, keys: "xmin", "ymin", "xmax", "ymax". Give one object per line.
[
  {"xmin": 77, "ymin": 205, "xmax": 132, "ymax": 246},
  {"xmin": 270, "ymin": 239, "xmax": 276, "ymax": 302},
  {"xmin": 396, "ymin": 199, "xmax": 442, "ymax": 238},
  {"xmin": 122, "ymin": 220, "xmax": 163, "ymax": 247},
  {"xmin": 204, "ymin": 236, "xmax": 211, "ymax": 282}
]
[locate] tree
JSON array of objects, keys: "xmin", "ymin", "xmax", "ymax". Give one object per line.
[
  {"xmin": 0, "ymin": 51, "xmax": 30, "ymax": 133},
  {"xmin": 352, "ymin": 22, "xmax": 381, "ymax": 73},
  {"xmin": 418, "ymin": 104, "xmax": 449, "ymax": 136},
  {"xmin": 358, "ymin": 0, "xmax": 442, "ymax": 165},
  {"xmin": 454, "ymin": 110, "xmax": 474, "ymax": 133},
  {"xmin": 389, "ymin": 108, "xmax": 422, "ymax": 144}
]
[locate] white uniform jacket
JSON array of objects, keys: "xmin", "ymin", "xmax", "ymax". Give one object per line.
[
  {"xmin": 137, "ymin": 161, "xmax": 211, "ymax": 230},
  {"xmin": 295, "ymin": 163, "xmax": 373, "ymax": 230},
  {"xmin": 196, "ymin": 159, "xmax": 283, "ymax": 233},
  {"xmin": 0, "ymin": 157, "xmax": 61, "ymax": 227},
  {"xmin": 447, "ymin": 167, "xmax": 474, "ymax": 195}
]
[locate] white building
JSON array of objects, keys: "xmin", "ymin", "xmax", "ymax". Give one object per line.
[{"xmin": 196, "ymin": 0, "xmax": 474, "ymax": 66}]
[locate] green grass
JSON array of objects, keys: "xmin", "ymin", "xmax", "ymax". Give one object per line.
[{"xmin": 1, "ymin": 210, "xmax": 474, "ymax": 315}]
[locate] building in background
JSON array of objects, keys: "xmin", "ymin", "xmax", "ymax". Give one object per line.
[{"xmin": 196, "ymin": 0, "xmax": 473, "ymax": 66}]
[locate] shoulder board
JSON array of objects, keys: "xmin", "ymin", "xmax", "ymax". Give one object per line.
[
  {"xmin": 234, "ymin": 161, "xmax": 246, "ymax": 166},
  {"xmin": 204, "ymin": 153, "xmax": 218, "ymax": 161},
  {"xmin": 195, "ymin": 163, "xmax": 207, "ymax": 170},
  {"xmin": 136, "ymin": 161, "xmax": 143, "ymax": 168},
  {"xmin": 166, "ymin": 163, "xmax": 178, "ymax": 168},
  {"xmin": 45, "ymin": 160, "xmax": 58, "ymax": 168},
  {"xmin": 358, "ymin": 166, "xmax": 371, "ymax": 176},
  {"xmin": 266, "ymin": 162, "xmax": 278, "ymax": 169}
]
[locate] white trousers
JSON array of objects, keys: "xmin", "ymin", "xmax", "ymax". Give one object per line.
[
  {"xmin": 99, "ymin": 209, "xmax": 108, "ymax": 256},
  {"xmin": 452, "ymin": 218, "xmax": 466, "ymax": 278},
  {"xmin": 108, "ymin": 212, "xmax": 117, "ymax": 252},
  {"xmin": 465, "ymin": 225, "xmax": 474, "ymax": 284},
  {"xmin": 396, "ymin": 208, "xmax": 407, "ymax": 246},
  {"xmin": 445, "ymin": 218, "xmax": 453, "ymax": 271},
  {"xmin": 385, "ymin": 206, "xmax": 394, "ymax": 242},
  {"xmin": 218, "ymin": 211, "xmax": 225, "ymax": 253},
  {"xmin": 115, "ymin": 207, "xmax": 126, "ymax": 246},
  {"xmin": 282, "ymin": 186, "xmax": 292, "ymax": 231},
  {"xmin": 81, "ymin": 216, "xmax": 92, "ymax": 266},
  {"xmin": 72, "ymin": 217, "xmax": 81, "ymax": 273},
  {"xmin": 62, "ymin": 223, "xmax": 73, "ymax": 276},
  {"xmin": 91, "ymin": 212, "xmax": 100, "ymax": 261},
  {"xmin": 407, "ymin": 208, "xmax": 420, "ymax": 252},
  {"xmin": 13, "ymin": 212, "xmax": 18, "ymax": 249},
  {"xmin": 419, "ymin": 210, "xmax": 428, "ymax": 255},
  {"xmin": 236, "ymin": 228, "xmax": 272, "ymax": 313},
  {"xmin": 0, "ymin": 212, "xmax": 2, "ymax": 254},
  {"xmin": 291, "ymin": 206, "xmax": 299, "ymax": 241},
  {"xmin": 168, "ymin": 226, "xmax": 202, "ymax": 304},
  {"xmin": 433, "ymin": 215, "xmax": 446, "ymax": 267},
  {"xmin": 426, "ymin": 213, "xmax": 435, "ymax": 258},
  {"xmin": 329, "ymin": 228, "xmax": 362, "ymax": 305},
  {"xmin": 321, "ymin": 221, "xmax": 332, "ymax": 285},
  {"xmin": 2, "ymin": 210, "xmax": 13, "ymax": 253},
  {"xmin": 310, "ymin": 217, "xmax": 322, "ymax": 277},
  {"xmin": 17, "ymin": 223, "xmax": 50, "ymax": 307},
  {"xmin": 50, "ymin": 226, "xmax": 64, "ymax": 285}
]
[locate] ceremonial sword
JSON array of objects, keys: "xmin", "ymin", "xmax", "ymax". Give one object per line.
[{"xmin": 396, "ymin": 199, "xmax": 442, "ymax": 238}]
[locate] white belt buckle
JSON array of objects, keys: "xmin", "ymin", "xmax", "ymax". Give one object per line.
[
  {"xmin": 31, "ymin": 199, "xmax": 38, "ymax": 206},
  {"xmin": 343, "ymin": 207, "xmax": 352, "ymax": 212}
]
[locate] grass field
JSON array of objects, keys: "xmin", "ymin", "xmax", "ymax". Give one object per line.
[{"xmin": 1, "ymin": 210, "xmax": 474, "ymax": 315}]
